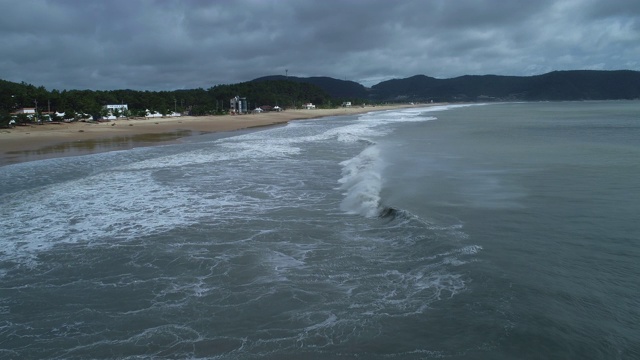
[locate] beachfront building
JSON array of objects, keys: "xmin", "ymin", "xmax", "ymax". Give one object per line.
[
  {"xmin": 342, "ymin": 102, "xmax": 352, "ymax": 107},
  {"xmin": 303, "ymin": 103, "xmax": 316, "ymax": 110},
  {"xmin": 52, "ymin": 111, "xmax": 87, "ymax": 122},
  {"xmin": 9, "ymin": 107, "xmax": 37, "ymax": 121},
  {"xmin": 103, "ymin": 104, "xmax": 129, "ymax": 120},
  {"xmin": 143, "ymin": 110, "xmax": 182, "ymax": 118},
  {"xmin": 104, "ymin": 104, "xmax": 129, "ymax": 114},
  {"xmin": 13, "ymin": 107, "xmax": 36, "ymax": 114},
  {"xmin": 144, "ymin": 109, "xmax": 163, "ymax": 118},
  {"xmin": 230, "ymin": 96, "xmax": 248, "ymax": 114},
  {"xmin": 105, "ymin": 104, "xmax": 128, "ymax": 112}
]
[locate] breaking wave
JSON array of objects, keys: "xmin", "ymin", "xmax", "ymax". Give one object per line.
[
  {"xmin": 338, "ymin": 145, "xmax": 386, "ymax": 218},
  {"xmin": 336, "ymin": 107, "xmax": 444, "ymax": 219}
]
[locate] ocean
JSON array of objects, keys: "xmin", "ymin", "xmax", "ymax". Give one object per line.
[{"xmin": 1, "ymin": 101, "xmax": 639, "ymax": 359}]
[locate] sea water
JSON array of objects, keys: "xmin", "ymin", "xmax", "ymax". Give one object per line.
[{"xmin": 1, "ymin": 101, "xmax": 639, "ymax": 359}]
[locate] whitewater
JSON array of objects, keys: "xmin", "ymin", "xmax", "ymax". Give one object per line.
[{"xmin": 1, "ymin": 101, "xmax": 639, "ymax": 359}]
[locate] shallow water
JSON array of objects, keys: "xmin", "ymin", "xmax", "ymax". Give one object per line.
[{"xmin": 1, "ymin": 129, "xmax": 196, "ymax": 166}]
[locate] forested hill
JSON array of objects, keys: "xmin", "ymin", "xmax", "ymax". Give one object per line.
[
  {"xmin": 371, "ymin": 70, "xmax": 640, "ymax": 102},
  {"xmin": 3, "ymin": 70, "xmax": 639, "ymax": 118},
  {"xmin": 0, "ymin": 79, "xmax": 332, "ymax": 117},
  {"xmin": 251, "ymin": 75, "xmax": 369, "ymax": 99}
]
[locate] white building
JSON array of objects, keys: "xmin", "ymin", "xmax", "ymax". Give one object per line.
[
  {"xmin": 144, "ymin": 109, "xmax": 163, "ymax": 118},
  {"xmin": 143, "ymin": 109, "xmax": 181, "ymax": 118},
  {"xmin": 9, "ymin": 108, "xmax": 37, "ymax": 120},
  {"xmin": 103, "ymin": 104, "xmax": 129, "ymax": 120},
  {"xmin": 104, "ymin": 104, "xmax": 128, "ymax": 111},
  {"xmin": 303, "ymin": 103, "xmax": 316, "ymax": 110},
  {"xmin": 230, "ymin": 96, "xmax": 247, "ymax": 114},
  {"xmin": 15, "ymin": 107, "xmax": 36, "ymax": 114}
]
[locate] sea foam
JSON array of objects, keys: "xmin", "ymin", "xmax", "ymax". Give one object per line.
[
  {"xmin": 336, "ymin": 107, "xmax": 446, "ymax": 218},
  {"xmin": 338, "ymin": 146, "xmax": 385, "ymax": 217}
]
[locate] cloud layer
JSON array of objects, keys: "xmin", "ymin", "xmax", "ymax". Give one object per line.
[{"xmin": 1, "ymin": 0, "xmax": 639, "ymax": 90}]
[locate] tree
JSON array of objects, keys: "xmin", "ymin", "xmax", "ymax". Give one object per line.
[
  {"xmin": 64, "ymin": 109, "xmax": 76, "ymax": 121},
  {"xmin": 0, "ymin": 111, "xmax": 12, "ymax": 128},
  {"xmin": 99, "ymin": 107, "xmax": 109, "ymax": 120},
  {"xmin": 16, "ymin": 113, "xmax": 29, "ymax": 124}
]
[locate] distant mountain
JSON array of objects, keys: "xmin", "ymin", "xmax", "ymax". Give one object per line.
[
  {"xmin": 3, "ymin": 70, "xmax": 639, "ymax": 117},
  {"xmin": 371, "ymin": 70, "xmax": 640, "ymax": 102},
  {"xmin": 252, "ymin": 75, "xmax": 369, "ymax": 100},
  {"xmin": 0, "ymin": 78, "xmax": 333, "ymax": 121}
]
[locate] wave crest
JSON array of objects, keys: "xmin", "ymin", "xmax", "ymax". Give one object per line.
[{"xmin": 338, "ymin": 146, "xmax": 385, "ymax": 218}]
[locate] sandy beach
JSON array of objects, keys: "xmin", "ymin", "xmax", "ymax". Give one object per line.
[{"xmin": 0, "ymin": 104, "xmax": 424, "ymax": 165}]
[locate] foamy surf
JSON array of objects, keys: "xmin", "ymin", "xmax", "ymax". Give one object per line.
[
  {"xmin": 338, "ymin": 145, "xmax": 385, "ymax": 217},
  {"xmin": 0, "ymin": 104, "xmax": 490, "ymax": 359}
]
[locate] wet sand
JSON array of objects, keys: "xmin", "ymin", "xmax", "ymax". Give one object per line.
[{"xmin": 0, "ymin": 104, "xmax": 426, "ymax": 166}]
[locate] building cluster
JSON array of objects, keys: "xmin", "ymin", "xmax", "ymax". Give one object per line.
[
  {"xmin": 102, "ymin": 104, "xmax": 128, "ymax": 120},
  {"xmin": 8, "ymin": 103, "xmax": 184, "ymax": 122},
  {"xmin": 8, "ymin": 93, "xmax": 321, "ymax": 124},
  {"xmin": 231, "ymin": 95, "xmax": 302, "ymax": 114}
]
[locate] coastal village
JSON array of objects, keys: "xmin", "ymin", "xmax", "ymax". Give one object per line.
[
  {"xmin": 0, "ymin": 95, "xmax": 403, "ymax": 165},
  {"xmin": 6, "ymin": 97, "xmax": 321, "ymax": 127},
  {"xmin": 0, "ymin": 76, "xmax": 397, "ymax": 163},
  {"xmin": 1, "ymin": 73, "xmax": 375, "ymax": 131}
]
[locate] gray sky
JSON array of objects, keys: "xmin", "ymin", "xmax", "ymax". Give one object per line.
[{"xmin": 1, "ymin": 0, "xmax": 639, "ymax": 90}]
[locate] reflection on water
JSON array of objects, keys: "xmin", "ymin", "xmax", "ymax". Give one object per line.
[{"xmin": 1, "ymin": 130, "xmax": 195, "ymax": 166}]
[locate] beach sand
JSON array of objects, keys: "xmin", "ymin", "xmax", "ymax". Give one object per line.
[{"xmin": 0, "ymin": 104, "xmax": 424, "ymax": 165}]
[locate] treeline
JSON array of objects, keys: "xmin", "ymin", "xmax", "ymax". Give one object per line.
[
  {"xmin": 371, "ymin": 70, "xmax": 640, "ymax": 102},
  {"xmin": 252, "ymin": 75, "xmax": 370, "ymax": 99},
  {"xmin": 0, "ymin": 78, "xmax": 334, "ymax": 125}
]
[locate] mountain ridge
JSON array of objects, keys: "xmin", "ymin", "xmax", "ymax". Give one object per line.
[
  {"xmin": 2, "ymin": 70, "xmax": 639, "ymax": 114},
  {"xmin": 251, "ymin": 75, "xmax": 370, "ymax": 99},
  {"xmin": 250, "ymin": 70, "xmax": 640, "ymax": 102}
]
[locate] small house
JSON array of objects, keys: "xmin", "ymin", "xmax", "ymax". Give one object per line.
[
  {"xmin": 104, "ymin": 104, "xmax": 128, "ymax": 119},
  {"xmin": 14, "ymin": 107, "xmax": 36, "ymax": 114}
]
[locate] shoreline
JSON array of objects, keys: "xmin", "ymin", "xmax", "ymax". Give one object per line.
[{"xmin": 0, "ymin": 104, "xmax": 431, "ymax": 166}]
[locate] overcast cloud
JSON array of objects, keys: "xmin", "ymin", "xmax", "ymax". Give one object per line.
[{"xmin": 1, "ymin": 0, "xmax": 639, "ymax": 90}]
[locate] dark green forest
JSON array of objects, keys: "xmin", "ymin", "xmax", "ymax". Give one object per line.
[
  {"xmin": 0, "ymin": 79, "xmax": 344, "ymax": 126},
  {"xmin": 251, "ymin": 75, "xmax": 370, "ymax": 99},
  {"xmin": 3, "ymin": 69, "xmax": 639, "ymax": 127},
  {"xmin": 371, "ymin": 70, "xmax": 640, "ymax": 102}
]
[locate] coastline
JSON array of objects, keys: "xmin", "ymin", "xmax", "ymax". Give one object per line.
[{"xmin": 0, "ymin": 104, "xmax": 427, "ymax": 166}]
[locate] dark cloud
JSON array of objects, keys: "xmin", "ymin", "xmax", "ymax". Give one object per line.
[{"xmin": 1, "ymin": 0, "xmax": 638, "ymax": 90}]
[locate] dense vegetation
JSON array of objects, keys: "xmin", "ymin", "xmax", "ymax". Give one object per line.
[
  {"xmin": 3, "ymin": 69, "xmax": 639, "ymax": 127},
  {"xmin": 371, "ymin": 70, "xmax": 640, "ymax": 102},
  {"xmin": 252, "ymin": 75, "xmax": 370, "ymax": 100},
  {"xmin": 0, "ymin": 79, "xmax": 335, "ymax": 127}
]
